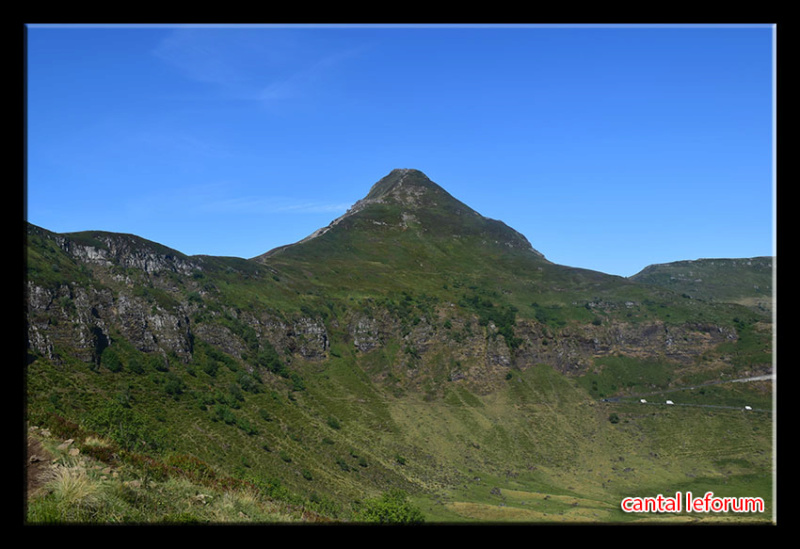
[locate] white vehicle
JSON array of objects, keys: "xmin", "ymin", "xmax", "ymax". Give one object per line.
[
  {"xmin": 640, "ymin": 399, "xmax": 647, "ymax": 404},
  {"xmin": 744, "ymin": 406, "xmax": 752, "ymax": 411},
  {"xmin": 666, "ymin": 400, "xmax": 674, "ymax": 405}
]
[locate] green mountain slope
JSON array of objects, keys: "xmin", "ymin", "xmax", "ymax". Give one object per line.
[
  {"xmin": 630, "ymin": 257, "xmax": 774, "ymax": 314},
  {"xmin": 25, "ymin": 169, "xmax": 774, "ymax": 524},
  {"xmin": 256, "ymin": 169, "xmax": 547, "ymax": 298}
]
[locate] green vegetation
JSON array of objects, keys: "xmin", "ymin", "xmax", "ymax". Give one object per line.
[
  {"xmin": 630, "ymin": 257, "xmax": 773, "ymax": 314},
  {"xmin": 579, "ymin": 356, "xmax": 674, "ymax": 398},
  {"xmin": 357, "ymin": 489, "xmax": 425, "ymax": 523},
  {"xmin": 26, "ymin": 426, "xmax": 311, "ymax": 524},
  {"xmin": 459, "ymin": 291, "xmax": 522, "ymax": 348},
  {"xmin": 25, "ymin": 170, "xmax": 774, "ymax": 524}
]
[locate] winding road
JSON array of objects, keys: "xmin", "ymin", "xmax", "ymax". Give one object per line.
[{"xmin": 600, "ymin": 374, "xmax": 774, "ymax": 412}]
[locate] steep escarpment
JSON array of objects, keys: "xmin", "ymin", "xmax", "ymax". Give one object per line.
[
  {"xmin": 27, "ymin": 170, "xmax": 773, "ymax": 395},
  {"xmin": 25, "ymin": 169, "xmax": 774, "ymax": 523},
  {"xmin": 26, "ymin": 224, "xmax": 330, "ymax": 368}
]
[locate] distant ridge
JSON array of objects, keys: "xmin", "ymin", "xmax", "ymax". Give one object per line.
[{"xmin": 630, "ymin": 256, "xmax": 773, "ymax": 309}]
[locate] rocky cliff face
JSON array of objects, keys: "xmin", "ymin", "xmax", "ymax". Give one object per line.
[
  {"xmin": 26, "ymin": 170, "xmax": 771, "ymax": 399},
  {"xmin": 27, "ymin": 215, "xmax": 766, "ymax": 398},
  {"xmin": 514, "ymin": 319, "xmax": 738, "ymax": 374},
  {"xmin": 26, "ymin": 224, "xmax": 334, "ymax": 371},
  {"xmin": 26, "ymin": 277, "xmax": 195, "ymax": 365},
  {"xmin": 52, "ymin": 230, "xmax": 201, "ymax": 276}
]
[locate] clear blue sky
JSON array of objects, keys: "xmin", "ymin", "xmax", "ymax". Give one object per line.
[{"xmin": 26, "ymin": 24, "xmax": 775, "ymax": 277}]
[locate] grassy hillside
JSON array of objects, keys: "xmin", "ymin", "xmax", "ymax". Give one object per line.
[
  {"xmin": 27, "ymin": 351, "xmax": 773, "ymax": 523},
  {"xmin": 630, "ymin": 257, "xmax": 774, "ymax": 314},
  {"xmin": 25, "ymin": 170, "xmax": 774, "ymax": 524}
]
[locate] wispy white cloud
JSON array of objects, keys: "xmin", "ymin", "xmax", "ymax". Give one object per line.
[
  {"xmin": 152, "ymin": 25, "xmax": 364, "ymax": 105},
  {"xmin": 129, "ymin": 179, "xmax": 352, "ymax": 218},
  {"xmin": 271, "ymin": 201, "xmax": 354, "ymax": 214},
  {"xmin": 130, "ymin": 128, "xmax": 234, "ymax": 160},
  {"xmin": 199, "ymin": 195, "xmax": 352, "ymax": 215},
  {"xmin": 255, "ymin": 46, "xmax": 363, "ymax": 103}
]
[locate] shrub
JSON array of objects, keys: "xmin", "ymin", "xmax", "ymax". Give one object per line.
[
  {"xmin": 290, "ymin": 372, "xmax": 306, "ymax": 392},
  {"xmin": 101, "ymin": 347, "xmax": 123, "ymax": 373},
  {"xmin": 213, "ymin": 405, "xmax": 237, "ymax": 426},
  {"xmin": 257, "ymin": 343, "xmax": 288, "ymax": 378},
  {"xmin": 237, "ymin": 417, "xmax": 258, "ymax": 436},
  {"xmin": 127, "ymin": 356, "xmax": 144, "ymax": 375},
  {"xmin": 149, "ymin": 354, "xmax": 169, "ymax": 372},
  {"xmin": 359, "ymin": 490, "xmax": 424, "ymax": 524},
  {"xmin": 164, "ymin": 373, "xmax": 186, "ymax": 398},
  {"xmin": 228, "ymin": 383, "xmax": 245, "ymax": 404},
  {"xmin": 258, "ymin": 409, "xmax": 272, "ymax": 422},
  {"xmin": 202, "ymin": 359, "xmax": 219, "ymax": 378},
  {"xmin": 237, "ymin": 372, "xmax": 260, "ymax": 393},
  {"xmin": 83, "ymin": 401, "xmax": 166, "ymax": 452}
]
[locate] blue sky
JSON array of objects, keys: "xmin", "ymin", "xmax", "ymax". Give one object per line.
[{"xmin": 26, "ymin": 24, "xmax": 775, "ymax": 277}]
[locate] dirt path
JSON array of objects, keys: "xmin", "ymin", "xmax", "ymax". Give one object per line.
[{"xmin": 27, "ymin": 435, "xmax": 54, "ymax": 498}]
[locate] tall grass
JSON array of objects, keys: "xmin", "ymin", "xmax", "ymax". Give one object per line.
[
  {"xmin": 28, "ymin": 458, "xmax": 100, "ymax": 523},
  {"xmin": 25, "ymin": 432, "xmax": 309, "ymax": 524}
]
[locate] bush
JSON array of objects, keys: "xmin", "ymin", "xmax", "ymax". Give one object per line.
[
  {"xmin": 228, "ymin": 383, "xmax": 245, "ymax": 404},
  {"xmin": 101, "ymin": 347, "xmax": 123, "ymax": 373},
  {"xmin": 237, "ymin": 372, "xmax": 260, "ymax": 393},
  {"xmin": 257, "ymin": 344, "xmax": 288, "ymax": 378},
  {"xmin": 84, "ymin": 401, "xmax": 166, "ymax": 452},
  {"xmin": 164, "ymin": 373, "xmax": 185, "ymax": 398},
  {"xmin": 149, "ymin": 354, "xmax": 169, "ymax": 372},
  {"xmin": 236, "ymin": 416, "xmax": 258, "ymax": 436},
  {"xmin": 213, "ymin": 405, "xmax": 237, "ymax": 426},
  {"xmin": 127, "ymin": 356, "xmax": 145, "ymax": 375},
  {"xmin": 290, "ymin": 372, "xmax": 306, "ymax": 392},
  {"xmin": 359, "ymin": 490, "xmax": 424, "ymax": 524},
  {"xmin": 202, "ymin": 359, "xmax": 219, "ymax": 378}
]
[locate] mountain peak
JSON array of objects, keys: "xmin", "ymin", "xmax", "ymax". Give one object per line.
[
  {"xmin": 363, "ymin": 168, "xmax": 441, "ymax": 202},
  {"xmin": 260, "ymin": 169, "xmax": 544, "ymax": 260},
  {"xmin": 273, "ymin": 169, "xmax": 450, "ymax": 251}
]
